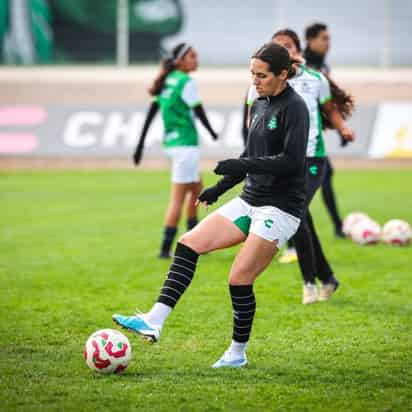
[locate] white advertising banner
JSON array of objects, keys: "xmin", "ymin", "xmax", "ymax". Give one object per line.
[
  {"xmin": 369, "ymin": 103, "xmax": 412, "ymax": 158},
  {"xmin": 0, "ymin": 104, "xmax": 375, "ymax": 158}
]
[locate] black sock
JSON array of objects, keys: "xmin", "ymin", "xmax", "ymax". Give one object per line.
[
  {"xmin": 160, "ymin": 226, "xmax": 177, "ymax": 256},
  {"xmin": 187, "ymin": 217, "xmax": 198, "ymax": 231},
  {"xmin": 230, "ymin": 284, "xmax": 256, "ymax": 343},
  {"xmin": 157, "ymin": 242, "xmax": 199, "ymax": 308}
]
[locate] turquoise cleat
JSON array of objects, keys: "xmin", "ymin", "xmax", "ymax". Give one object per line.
[
  {"xmin": 112, "ymin": 313, "xmax": 160, "ymax": 342},
  {"xmin": 212, "ymin": 351, "xmax": 248, "ymax": 368}
]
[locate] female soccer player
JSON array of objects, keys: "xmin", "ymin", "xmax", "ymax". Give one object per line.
[
  {"xmin": 113, "ymin": 43, "xmax": 309, "ymax": 368},
  {"xmin": 247, "ymin": 29, "xmax": 354, "ymax": 304},
  {"xmin": 304, "ymin": 22, "xmax": 348, "ymax": 238},
  {"xmin": 133, "ymin": 43, "xmax": 218, "ymax": 258}
]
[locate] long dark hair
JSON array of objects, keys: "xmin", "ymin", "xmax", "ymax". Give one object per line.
[
  {"xmin": 320, "ymin": 75, "xmax": 355, "ymax": 130},
  {"xmin": 252, "ymin": 43, "xmax": 301, "ymax": 79},
  {"xmin": 272, "ymin": 28, "xmax": 354, "ymax": 129},
  {"xmin": 148, "ymin": 43, "xmax": 191, "ymax": 96}
]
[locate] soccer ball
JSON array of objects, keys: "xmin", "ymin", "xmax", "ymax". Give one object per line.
[
  {"xmin": 342, "ymin": 212, "xmax": 370, "ymax": 237},
  {"xmin": 381, "ymin": 219, "xmax": 411, "ymax": 246},
  {"xmin": 84, "ymin": 329, "xmax": 132, "ymax": 374},
  {"xmin": 350, "ymin": 218, "xmax": 381, "ymax": 245}
]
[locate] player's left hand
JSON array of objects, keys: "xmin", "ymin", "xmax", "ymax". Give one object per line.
[
  {"xmin": 196, "ymin": 186, "xmax": 220, "ymax": 209},
  {"xmin": 339, "ymin": 127, "xmax": 355, "ymax": 143}
]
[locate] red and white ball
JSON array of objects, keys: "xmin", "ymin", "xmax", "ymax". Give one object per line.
[
  {"xmin": 381, "ymin": 219, "xmax": 411, "ymax": 246},
  {"xmin": 342, "ymin": 212, "xmax": 370, "ymax": 237},
  {"xmin": 350, "ymin": 218, "xmax": 381, "ymax": 245},
  {"xmin": 84, "ymin": 329, "xmax": 132, "ymax": 374}
]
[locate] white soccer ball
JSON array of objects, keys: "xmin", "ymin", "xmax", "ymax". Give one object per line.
[
  {"xmin": 381, "ymin": 219, "xmax": 411, "ymax": 246},
  {"xmin": 84, "ymin": 329, "xmax": 132, "ymax": 374},
  {"xmin": 350, "ymin": 218, "xmax": 381, "ymax": 245},
  {"xmin": 342, "ymin": 212, "xmax": 370, "ymax": 237}
]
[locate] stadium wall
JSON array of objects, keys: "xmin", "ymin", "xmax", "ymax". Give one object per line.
[{"xmin": 0, "ymin": 67, "xmax": 412, "ymax": 162}]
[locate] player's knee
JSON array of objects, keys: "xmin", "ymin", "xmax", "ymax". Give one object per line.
[
  {"xmin": 229, "ymin": 264, "xmax": 255, "ymax": 284},
  {"xmin": 179, "ymin": 230, "xmax": 210, "ymax": 255},
  {"xmin": 169, "ymin": 204, "xmax": 182, "ymax": 217},
  {"xmin": 229, "ymin": 273, "xmax": 254, "ymax": 285}
]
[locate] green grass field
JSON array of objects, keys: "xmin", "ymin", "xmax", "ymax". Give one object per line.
[{"xmin": 1, "ymin": 169, "xmax": 411, "ymax": 412}]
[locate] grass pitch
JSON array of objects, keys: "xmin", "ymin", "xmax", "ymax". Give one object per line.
[{"xmin": 1, "ymin": 169, "xmax": 411, "ymax": 411}]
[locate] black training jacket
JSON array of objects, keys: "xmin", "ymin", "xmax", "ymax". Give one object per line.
[{"xmin": 238, "ymin": 85, "xmax": 309, "ymax": 218}]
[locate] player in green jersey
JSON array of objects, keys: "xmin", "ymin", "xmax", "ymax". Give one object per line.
[{"xmin": 133, "ymin": 43, "xmax": 218, "ymax": 258}]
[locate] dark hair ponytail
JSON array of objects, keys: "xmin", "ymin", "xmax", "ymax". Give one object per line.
[
  {"xmin": 287, "ymin": 56, "xmax": 302, "ymax": 79},
  {"xmin": 148, "ymin": 43, "xmax": 190, "ymax": 96},
  {"xmin": 321, "ymin": 74, "xmax": 355, "ymax": 129}
]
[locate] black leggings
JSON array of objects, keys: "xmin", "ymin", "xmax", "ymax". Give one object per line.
[
  {"xmin": 293, "ymin": 158, "xmax": 334, "ymax": 284},
  {"xmin": 321, "ymin": 157, "xmax": 343, "ymax": 231}
]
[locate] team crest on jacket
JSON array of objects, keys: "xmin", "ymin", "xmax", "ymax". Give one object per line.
[
  {"xmin": 309, "ymin": 165, "xmax": 318, "ymax": 175},
  {"xmin": 267, "ymin": 116, "xmax": 277, "ymax": 130}
]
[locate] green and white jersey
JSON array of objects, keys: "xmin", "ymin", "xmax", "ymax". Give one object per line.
[
  {"xmin": 247, "ymin": 64, "xmax": 331, "ymax": 157},
  {"xmin": 156, "ymin": 70, "xmax": 201, "ymax": 148}
]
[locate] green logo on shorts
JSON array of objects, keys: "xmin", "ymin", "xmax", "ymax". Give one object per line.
[
  {"xmin": 309, "ymin": 165, "xmax": 318, "ymax": 175},
  {"xmin": 264, "ymin": 219, "xmax": 274, "ymax": 229},
  {"xmin": 267, "ymin": 116, "xmax": 277, "ymax": 130}
]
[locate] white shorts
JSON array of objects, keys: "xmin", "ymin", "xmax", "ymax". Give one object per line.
[
  {"xmin": 217, "ymin": 197, "xmax": 300, "ymax": 248},
  {"xmin": 164, "ymin": 146, "xmax": 200, "ymax": 184}
]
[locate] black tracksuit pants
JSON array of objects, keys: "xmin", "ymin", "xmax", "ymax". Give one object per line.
[
  {"xmin": 293, "ymin": 157, "xmax": 334, "ymax": 284},
  {"xmin": 321, "ymin": 157, "xmax": 343, "ymax": 232}
]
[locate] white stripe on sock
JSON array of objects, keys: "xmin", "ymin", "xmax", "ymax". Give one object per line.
[
  {"xmin": 172, "ymin": 262, "xmax": 195, "ymax": 273},
  {"xmin": 174, "ymin": 255, "xmax": 196, "ymax": 267},
  {"xmin": 168, "ymin": 271, "xmax": 192, "ymax": 282}
]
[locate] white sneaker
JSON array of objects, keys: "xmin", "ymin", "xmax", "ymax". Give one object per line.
[
  {"xmin": 302, "ymin": 283, "xmax": 318, "ymax": 305},
  {"xmin": 319, "ymin": 277, "xmax": 340, "ymax": 301},
  {"xmin": 212, "ymin": 350, "xmax": 248, "ymax": 368}
]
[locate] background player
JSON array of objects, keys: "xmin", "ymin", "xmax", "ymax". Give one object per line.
[
  {"xmin": 304, "ymin": 22, "xmax": 348, "ymax": 238},
  {"xmin": 133, "ymin": 43, "xmax": 218, "ymax": 258}
]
